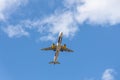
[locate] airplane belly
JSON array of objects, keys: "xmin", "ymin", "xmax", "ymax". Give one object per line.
[
  {"xmin": 54, "ymin": 50, "xmax": 59, "ymax": 62},
  {"xmin": 53, "ymin": 41, "xmax": 61, "ymax": 62}
]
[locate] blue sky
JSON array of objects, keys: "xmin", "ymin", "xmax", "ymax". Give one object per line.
[{"xmin": 0, "ymin": 0, "xmax": 120, "ymax": 80}]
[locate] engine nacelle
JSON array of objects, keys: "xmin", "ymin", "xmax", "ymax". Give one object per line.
[
  {"xmin": 62, "ymin": 44, "xmax": 66, "ymax": 49},
  {"xmin": 51, "ymin": 43, "xmax": 56, "ymax": 49}
]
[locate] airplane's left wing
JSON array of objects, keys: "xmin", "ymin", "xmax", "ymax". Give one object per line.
[{"xmin": 63, "ymin": 48, "xmax": 74, "ymax": 52}]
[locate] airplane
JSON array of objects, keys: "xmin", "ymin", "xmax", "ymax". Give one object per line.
[{"xmin": 41, "ymin": 32, "xmax": 74, "ymax": 64}]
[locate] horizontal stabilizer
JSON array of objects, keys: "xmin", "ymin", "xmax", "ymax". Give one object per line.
[{"xmin": 49, "ymin": 61, "xmax": 60, "ymax": 64}]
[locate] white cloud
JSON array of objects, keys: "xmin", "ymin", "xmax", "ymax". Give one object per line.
[
  {"xmin": 36, "ymin": 0, "xmax": 120, "ymax": 41},
  {"xmin": 1, "ymin": 0, "xmax": 78, "ymax": 40},
  {"xmin": 65, "ymin": 0, "xmax": 120, "ymax": 25},
  {"xmin": 39, "ymin": 35, "xmax": 56, "ymax": 41},
  {"xmin": 64, "ymin": 0, "xmax": 82, "ymax": 7},
  {"xmin": 3, "ymin": 25, "xmax": 29, "ymax": 38},
  {"xmin": 83, "ymin": 69, "xmax": 116, "ymax": 80},
  {"xmin": 2, "ymin": 0, "xmax": 120, "ymax": 40},
  {"xmin": 39, "ymin": 11, "xmax": 78, "ymax": 38},
  {"xmin": 102, "ymin": 69, "xmax": 116, "ymax": 80},
  {"xmin": 0, "ymin": 0, "xmax": 29, "ymax": 38},
  {"xmin": 6, "ymin": 11, "xmax": 78, "ymax": 40},
  {"xmin": 0, "ymin": 0, "xmax": 28, "ymax": 21}
]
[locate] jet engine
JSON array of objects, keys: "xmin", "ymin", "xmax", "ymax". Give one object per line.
[
  {"xmin": 60, "ymin": 44, "xmax": 66, "ymax": 52},
  {"xmin": 51, "ymin": 43, "xmax": 56, "ymax": 49},
  {"xmin": 62, "ymin": 44, "xmax": 66, "ymax": 49}
]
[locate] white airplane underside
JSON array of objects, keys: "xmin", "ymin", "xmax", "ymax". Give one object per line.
[{"xmin": 41, "ymin": 32, "xmax": 73, "ymax": 64}]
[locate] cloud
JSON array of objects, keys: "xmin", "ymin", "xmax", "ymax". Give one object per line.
[
  {"xmin": 1, "ymin": 0, "xmax": 78, "ymax": 40},
  {"xmin": 34, "ymin": 0, "xmax": 120, "ymax": 40},
  {"xmin": 39, "ymin": 35, "xmax": 56, "ymax": 41},
  {"xmin": 2, "ymin": 0, "xmax": 120, "ymax": 40},
  {"xmin": 83, "ymin": 69, "xmax": 116, "ymax": 80},
  {"xmin": 64, "ymin": 0, "xmax": 82, "ymax": 7},
  {"xmin": 102, "ymin": 69, "xmax": 116, "ymax": 80},
  {"xmin": 3, "ymin": 25, "xmax": 29, "ymax": 38},
  {"xmin": 0, "ymin": 0, "xmax": 28, "ymax": 21},
  {"xmin": 0, "ymin": 0, "xmax": 29, "ymax": 38},
  {"xmin": 39, "ymin": 11, "xmax": 78, "ymax": 38},
  {"xmin": 65, "ymin": 0, "xmax": 120, "ymax": 25},
  {"xmin": 3, "ymin": 11, "xmax": 78, "ymax": 40}
]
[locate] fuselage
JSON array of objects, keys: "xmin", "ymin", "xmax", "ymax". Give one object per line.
[{"xmin": 53, "ymin": 32, "xmax": 63, "ymax": 62}]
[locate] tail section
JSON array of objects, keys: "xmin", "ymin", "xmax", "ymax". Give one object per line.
[{"xmin": 49, "ymin": 61, "xmax": 60, "ymax": 64}]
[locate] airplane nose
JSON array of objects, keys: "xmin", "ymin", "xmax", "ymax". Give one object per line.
[{"xmin": 59, "ymin": 32, "xmax": 63, "ymax": 36}]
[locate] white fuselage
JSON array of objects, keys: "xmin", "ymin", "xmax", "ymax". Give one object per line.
[{"xmin": 53, "ymin": 32, "xmax": 63, "ymax": 62}]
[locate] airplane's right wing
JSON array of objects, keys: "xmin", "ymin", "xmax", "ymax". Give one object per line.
[
  {"xmin": 41, "ymin": 47, "xmax": 53, "ymax": 51},
  {"xmin": 41, "ymin": 44, "xmax": 56, "ymax": 51}
]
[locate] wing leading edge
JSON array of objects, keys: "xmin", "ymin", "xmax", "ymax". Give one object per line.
[
  {"xmin": 62, "ymin": 48, "xmax": 74, "ymax": 52},
  {"xmin": 41, "ymin": 43, "xmax": 56, "ymax": 51},
  {"xmin": 41, "ymin": 47, "xmax": 53, "ymax": 50}
]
